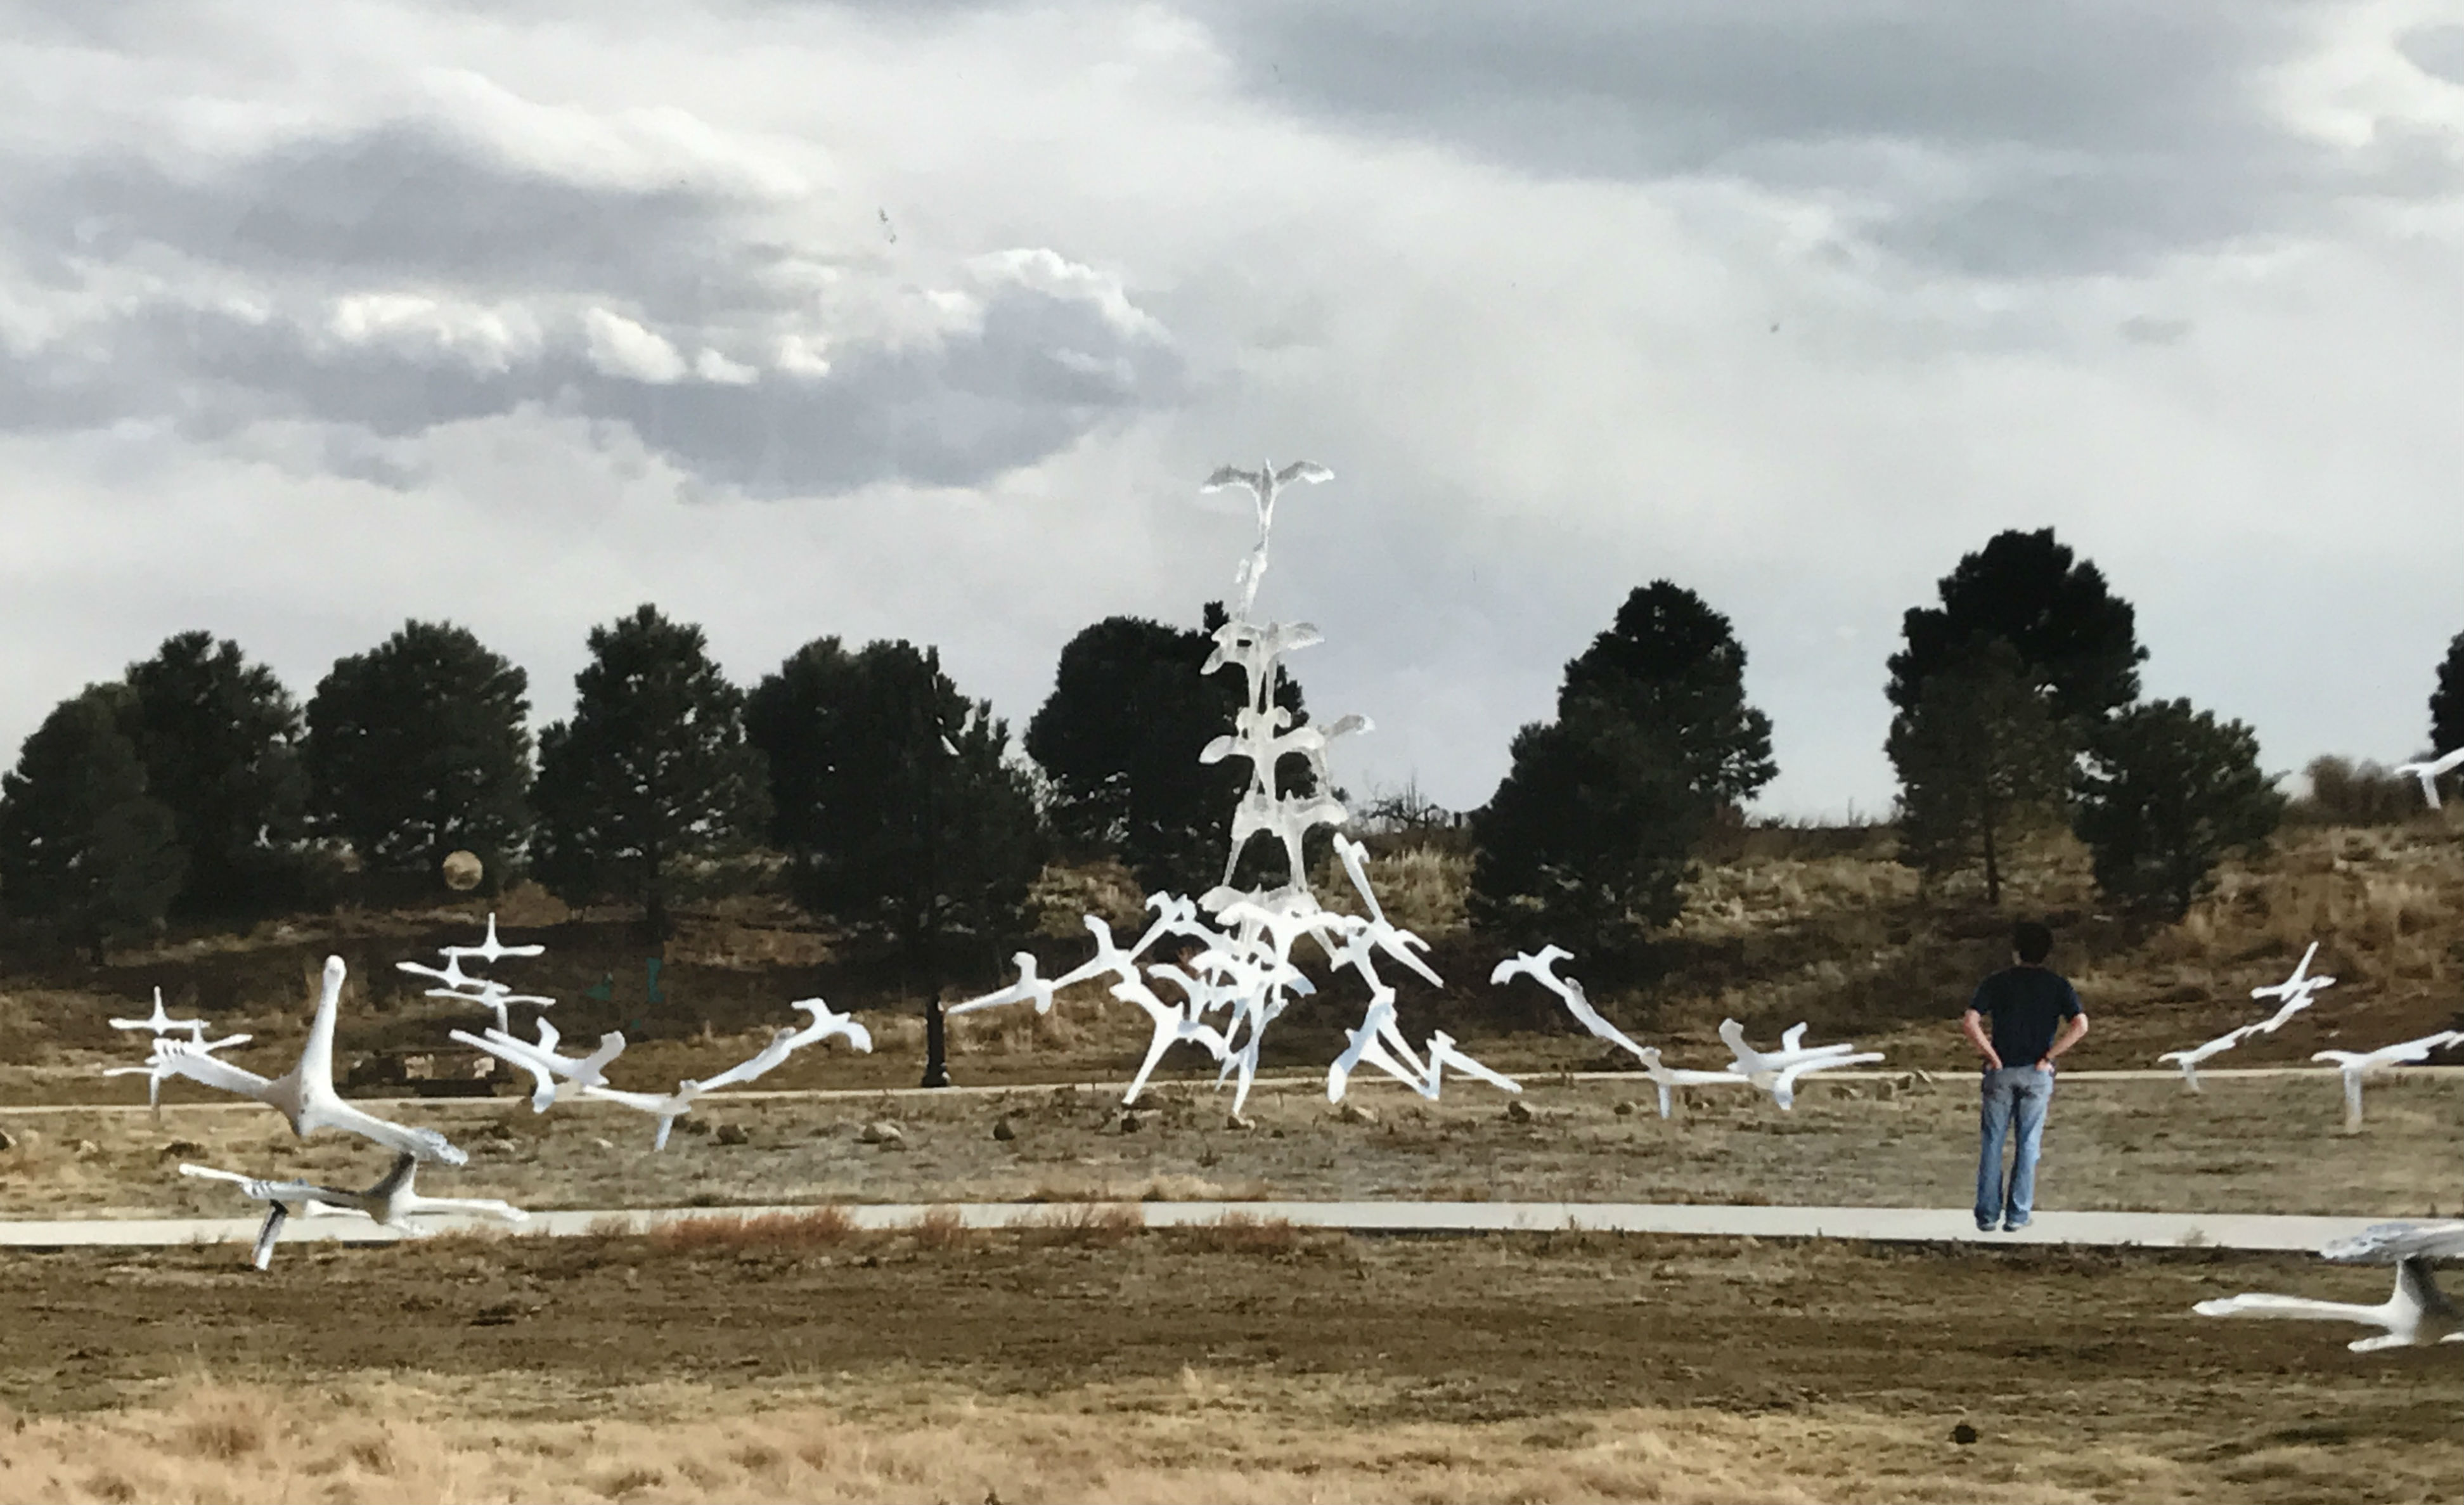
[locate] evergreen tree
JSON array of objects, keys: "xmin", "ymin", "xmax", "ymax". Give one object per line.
[
  {"xmin": 124, "ymin": 631, "xmax": 312, "ymax": 918},
  {"xmin": 2075, "ymin": 699, "xmax": 2284, "ymax": 919},
  {"xmin": 1558, "ymin": 580, "xmax": 1777, "ymax": 810},
  {"xmin": 1025, "ymin": 606, "xmax": 1309, "ymax": 895},
  {"xmin": 1885, "ymin": 527, "xmax": 2146, "ymax": 728},
  {"xmin": 750, "ymin": 637, "xmax": 1045, "ymax": 965},
  {"xmin": 1886, "ymin": 640, "xmax": 2072, "ymax": 906},
  {"xmin": 2429, "ymin": 630, "xmax": 2464, "ymax": 768},
  {"xmin": 1467, "ymin": 701, "xmax": 1708, "ymax": 957},
  {"xmin": 0, "ymin": 684, "xmax": 186, "ymax": 960},
  {"xmin": 306, "ymin": 619, "xmax": 533, "ymax": 892},
  {"xmin": 531, "ymin": 605, "xmax": 769, "ymax": 941}
]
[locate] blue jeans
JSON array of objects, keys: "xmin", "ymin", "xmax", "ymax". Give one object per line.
[{"xmin": 1977, "ymin": 1066, "xmax": 2054, "ymax": 1228}]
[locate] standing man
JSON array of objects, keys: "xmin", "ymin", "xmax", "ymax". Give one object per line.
[{"xmin": 1963, "ymin": 919, "xmax": 2089, "ymax": 1232}]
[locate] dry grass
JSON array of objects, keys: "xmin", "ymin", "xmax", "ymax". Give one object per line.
[
  {"xmin": 1314, "ymin": 844, "xmax": 1472, "ymax": 939},
  {"xmin": 10, "ymin": 1364, "xmax": 2459, "ymax": 1505},
  {"xmin": 906, "ymin": 1205, "xmax": 973, "ymax": 1251},
  {"xmin": 1159, "ymin": 1211, "xmax": 1306, "ymax": 1255},
  {"xmin": 646, "ymin": 1205, "xmax": 863, "ymax": 1255},
  {"xmin": 1020, "ymin": 1202, "xmax": 1144, "ymax": 1248},
  {"xmin": 0, "ymin": 1371, "xmax": 2356, "ymax": 1505}
]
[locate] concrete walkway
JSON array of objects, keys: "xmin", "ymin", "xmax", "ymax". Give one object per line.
[{"xmin": 0, "ymin": 1200, "xmax": 2390, "ymax": 1254}]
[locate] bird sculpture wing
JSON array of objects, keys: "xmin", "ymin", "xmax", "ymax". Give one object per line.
[
  {"xmin": 2193, "ymin": 1292, "xmax": 2390, "ymax": 1324},
  {"xmin": 154, "ymin": 1043, "xmax": 275, "ymax": 1099},
  {"xmin": 694, "ymin": 1030, "xmax": 798, "ymax": 1092},
  {"xmin": 1426, "ymin": 1031, "xmax": 1521, "ymax": 1095},
  {"xmin": 297, "ymin": 1097, "xmax": 468, "ymax": 1166},
  {"xmin": 451, "ymin": 1028, "xmax": 558, "ymax": 1109},
  {"xmin": 179, "ymin": 1161, "xmax": 356, "ymax": 1209},
  {"xmin": 1201, "ymin": 465, "xmax": 1265, "ymax": 495},
  {"xmin": 576, "ymin": 1083, "xmax": 667, "ymax": 1113},
  {"xmin": 2322, "ymin": 1220, "xmax": 2464, "ymax": 1263}
]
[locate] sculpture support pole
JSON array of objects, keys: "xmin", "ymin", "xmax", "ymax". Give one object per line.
[{"xmin": 921, "ymin": 995, "xmax": 951, "ymax": 1088}]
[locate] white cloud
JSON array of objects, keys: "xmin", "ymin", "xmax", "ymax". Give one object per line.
[
  {"xmin": 773, "ymin": 333, "xmax": 833, "ymax": 378},
  {"xmin": 415, "ymin": 66, "xmax": 817, "ymax": 202},
  {"xmin": 693, "ymin": 347, "xmax": 759, "ymax": 385},
  {"xmin": 326, "ymin": 292, "xmax": 543, "ymax": 372},
  {"xmin": 581, "ymin": 306, "xmax": 688, "ymax": 383}
]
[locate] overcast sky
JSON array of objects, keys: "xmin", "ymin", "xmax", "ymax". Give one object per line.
[{"xmin": 5, "ymin": 0, "xmax": 2462, "ymax": 820}]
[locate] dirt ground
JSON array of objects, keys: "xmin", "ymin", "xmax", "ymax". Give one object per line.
[
  {"xmin": 3, "ymin": 1229, "xmax": 2461, "ymax": 1503},
  {"xmin": 7, "ymin": 1069, "xmax": 2461, "ymax": 1222}
]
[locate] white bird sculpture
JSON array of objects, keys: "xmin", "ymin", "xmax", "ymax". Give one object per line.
[
  {"xmin": 2157, "ymin": 1025, "xmax": 2256, "ymax": 1093},
  {"xmin": 1490, "ymin": 945, "xmax": 1652, "ymax": 1059},
  {"xmin": 426, "ymin": 980, "xmax": 557, "ymax": 1035},
  {"xmin": 2312, "ymin": 1030, "xmax": 2464, "ymax": 1130},
  {"xmin": 2393, "ymin": 747, "xmax": 2464, "ymax": 808},
  {"xmin": 2247, "ymin": 941, "xmax": 2335, "ymax": 1034},
  {"xmin": 1201, "ymin": 458, "xmax": 1332, "ymax": 611},
  {"xmin": 181, "ymin": 1153, "xmax": 527, "ymax": 1270},
  {"xmin": 2195, "ymin": 1257, "xmax": 2464, "ymax": 1352},
  {"xmin": 108, "ymin": 987, "xmax": 207, "ymax": 1042},
  {"xmin": 782, "ymin": 995, "xmax": 872, "ymax": 1054},
  {"xmin": 439, "ymin": 913, "xmax": 546, "ymax": 968},
  {"xmin": 946, "ymin": 953, "xmax": 1057, "ymax": 1017},
  {"xmin": 396, "ymin": 953, "xmax": 480, "ymax": 993},
  {"xmin": 152, "ymin": 955, "xmax": 467, "ymax": 1165},
  {"xmin": 576, "ymin": 1080, "xmax": 710, "ymax": 1151},
  {"xmin": 1717, "ymin": 1020, "xmax": 1882, "ymax": 1110},
  {"xmin": 1630, "ymin": 1047, "xmax": 1753, "ymax": 1119},
  {"xmin": 449, "ymin": 1019, "xmax": 626, "ymax": 1113},
  {"xmin": 105, "ymin": 1029, "xmax": 255, "ymax": 1113}
]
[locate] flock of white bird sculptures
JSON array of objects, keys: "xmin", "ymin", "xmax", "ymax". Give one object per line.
[
  {"xmin": 952, "ymin": 462, "xmax": 1521, "ymax": 1116},
  {"xmin": 2157, "ymin": 942, "xmax": 2338, "ymax": 1092},
  {"xmin": 2188, "ymin": 756, "xmax": 2464, "ymax": 1348},
  {"xmin": 1490, "ymin": 944, "xmax": 1880, "ymax": 1114},
  {"xmin": 105, "ymin": 924, "xmax": 873, "ymax": 1267}
]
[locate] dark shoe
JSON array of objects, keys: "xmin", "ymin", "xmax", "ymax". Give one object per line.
[
  {"xmin": 1976, "ymin": 1221, "xmax": 1998, "ymax": 1233},
  {"xmin": 2003, "ymin": 1218, "xmax": 2032, "ymax": 1232}
]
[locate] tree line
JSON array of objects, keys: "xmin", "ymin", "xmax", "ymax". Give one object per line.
[{"xmin": 0, "ymin": 527, "xmax": 2441, "ymax": 969}]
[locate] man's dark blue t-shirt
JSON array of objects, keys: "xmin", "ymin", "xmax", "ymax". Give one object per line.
[{"xmin": 1968, "ymin": 966, "xmax": 2083, "ymax": 1067}]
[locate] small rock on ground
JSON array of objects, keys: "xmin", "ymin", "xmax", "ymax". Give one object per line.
[
  {"xmin": 991, "ymin": 1118, "xmax": 1016, "ymax": 1142},
  {"xmin": 713, "ymin": 1123, "xmax": 751, "ymax": 1146}
]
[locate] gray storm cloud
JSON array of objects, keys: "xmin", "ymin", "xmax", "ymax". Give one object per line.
[
  {"xmin": 1189, "ymin": 0, "xmax": 2458, "ymax": 275},
  {"xmin": 0, "ymin": 77, "xmax": 1183, "ymax": 496}
]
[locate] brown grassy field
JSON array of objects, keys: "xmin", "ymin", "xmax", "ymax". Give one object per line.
[
  {"xmin": 4, "ymin": 1228, "xmax": 2463, "ymax": 1504},
  {"xmin": 7, "ymin": 1067, "xmax": 2464, "ymax": 1222},
  {"xmin": 10, "ymin": 821, "xmax": 2464, "ymax": 1501}
]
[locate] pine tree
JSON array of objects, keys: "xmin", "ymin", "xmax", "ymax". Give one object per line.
[
  {"xmin": 0, "ymin": 684, "xmax": 187, "ymax": 959},
  {"xmin": 306, "ymin": 619, "xmax": 533, "ymax": 893},
  {"xmin": 1467, "ymin": 701, "xmax": 1708, "ymax": 957},
  {"xmin": 531, "ymin": 605, "xmax": 769, "ymax": 941},
  {"xmin": 1025, "ymin": 607, "xmax": 1309, "ymax": 895},
  {"xmin": 2075, "ymin": 699, "xmax": 2284, "ymax": 919},
  {"xmin": 124, "ymin": 631, "xmax": 311, "ymax": 919},
  {"xmin": 2429, "ymin": 631, "xmax": 2464, "ymax": 768},
  {"xmin": 1886, "ymin": 527, "xmax": 2145, "ymax": 728},
  {"xmin": 749, "ymin": 637, "xmax": 1045, "ymax": 966},
  {"xmin": 1558, "ymin": 580, "xmax": 1776, "ymax": 810},
  {"xmin": 1886, "ymin": 640, "xmax": 2072, "ymax": 906}
]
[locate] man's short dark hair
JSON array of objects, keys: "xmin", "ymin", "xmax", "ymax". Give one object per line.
[{"xmin": 2013, "ymin": 920, "xmax": 2054, "ymax": 965}]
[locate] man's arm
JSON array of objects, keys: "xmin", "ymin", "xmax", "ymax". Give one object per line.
[
  {"xmin": 2039, "ymin": 1012, "xmax": 2089, "ymax": 1071},
  {"xmin": 1961, "ymin": 1009, "xmax": 2003, "ymax": 1071}
]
